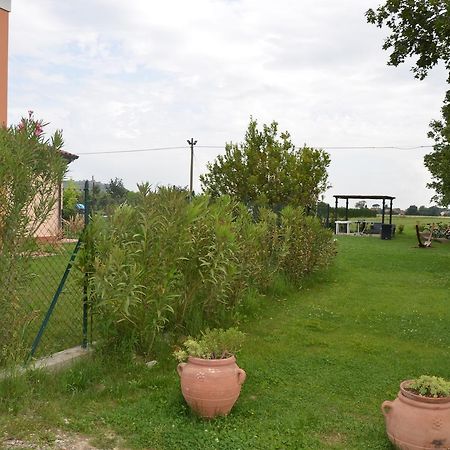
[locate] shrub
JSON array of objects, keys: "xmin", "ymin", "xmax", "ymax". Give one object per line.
[
  {"xmin": 85, "ymin": 187, "xmax": 244, "ymax": 356},
  {"xmin": 234, "ymin": 205, "xmax": 284, "ymax": 291},
  {"xmin": 0, "ymin": 113, "xmax": 67, "ymax": 366},
  {"xmin": 84, "ymin": 188, "xmax": 336, "ymax": 358},
  {"xmin": 397, "ymin": 224, "xmax": 404, "ymax": 234},
  {"xmin": 279, "ymin": 207, "xmax": 336, "ymax": 282}
]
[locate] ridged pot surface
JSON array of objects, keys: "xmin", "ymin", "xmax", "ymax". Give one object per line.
[
  {"xmin": 381, "ymin": 380, "xmax": 450, "ymax": 450},
  {"xmin": 177, "ymin": 356, "xmax": 246, "ymax": 419}
]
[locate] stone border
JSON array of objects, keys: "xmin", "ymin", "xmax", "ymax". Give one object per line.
[{"xmin": 0, "ymin": 345, "xmax": 92, "ymax": 380}]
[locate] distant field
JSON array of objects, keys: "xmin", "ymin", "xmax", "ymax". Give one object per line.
[
  {"xmin": 337, "ymin": 215, "xmax": 450, "ymax": 235},
  {"xmin": 391, "ymin": 215, "xmax": 450, "ymax": 234}
]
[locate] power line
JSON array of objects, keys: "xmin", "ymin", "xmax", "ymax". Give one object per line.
[
  {"xmin": 197, "ymin": 145, "xmax": 434, "ymax": 150},
  {"xmin": 319, "ymin": 145, "xmax": 433, "ymax": 150},
  {"xmin": 75, "ymin": 144, "xmax": 434, "ymax": 156},
  {"xmin": 77, "ymin": 146, "xmax": 187, "ymax": 155}
]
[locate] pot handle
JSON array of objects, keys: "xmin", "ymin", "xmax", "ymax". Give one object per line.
[
  {"xmin": 177, "ymin": 363, "xmax": 187, "ymax": 377},
  {"xmin": 237, "ymin": 368, "xmax": 246, "ymax": 385},
  {"xmin": 381, "ymin": 400, "xmax": 393, "ymax": 416}
]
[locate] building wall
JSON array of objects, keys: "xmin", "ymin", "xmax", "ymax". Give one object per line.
[
  {"xmin": 33, "ymin": 184, "xmax": 62, "ymax": 241},
  {"xmin": 0, "ymin": 5, "xmax": 9, "ymax": 126}
]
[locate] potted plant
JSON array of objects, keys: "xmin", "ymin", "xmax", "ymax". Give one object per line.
[
  {"xmin": 174, "ymin": 328, "xmax": 246, "ymax": 419},
  {"xmin": 382, "ymin": 375, "xmax": 450, "ymax": 449}
]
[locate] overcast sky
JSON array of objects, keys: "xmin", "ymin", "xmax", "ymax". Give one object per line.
[{"xmin": 7, "ymin": 0, "xmax": 449, "ymax": 208}]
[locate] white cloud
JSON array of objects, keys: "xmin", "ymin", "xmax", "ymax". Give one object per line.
[{"xmin": 7, "ymin": 0, "xmax": 449, "ymax": 208}]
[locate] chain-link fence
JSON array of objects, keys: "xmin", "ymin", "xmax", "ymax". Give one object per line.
[
  {"xmin": 0, "ymin": 181, "xmax": 91, "ymax": 367},
  {"xmin": 25, "ymin": 181, "xmax": 91, "ymax": 362}
]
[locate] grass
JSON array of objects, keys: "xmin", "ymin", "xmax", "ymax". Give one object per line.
[{"xmin": 1, "ymin": 231, "xmax": 450, "ymax": 449}]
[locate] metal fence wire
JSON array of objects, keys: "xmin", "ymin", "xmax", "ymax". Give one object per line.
[{"xmin": 23, "ymin": 181, "xmax": 91, "ymax": 362}]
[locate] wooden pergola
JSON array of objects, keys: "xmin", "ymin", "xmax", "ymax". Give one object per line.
[{"xmin": 333, "ymin": 195, "xmax": 396, "ymax": 225}]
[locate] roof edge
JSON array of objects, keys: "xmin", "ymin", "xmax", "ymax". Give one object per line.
[
  {"xmin": 0, "ymin": 0, "xmax": 11, "ymax": 12},
  {"xmin": 333, "ymin": 195, "xmax": 395, "ymax": 200},
  {"xmin": 61, "ymin": 150, "xmax": 79, "ymax": 163}
]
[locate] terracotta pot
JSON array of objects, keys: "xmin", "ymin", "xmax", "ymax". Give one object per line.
[
  {"xmin": 177, "ymin": 355, "xmax": 246, "ymax": 418},
  {"xmin": 382, "ymin": 380, "xmax": 450, "ymax": 449}
]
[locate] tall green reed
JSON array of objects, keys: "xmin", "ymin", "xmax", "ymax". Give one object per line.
[{"xmin": 82, "ymin": 187, "xmax": 336, "ymax": 358}]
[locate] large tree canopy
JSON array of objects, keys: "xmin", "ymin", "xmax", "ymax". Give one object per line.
[
  {"xmin": 200, "ymin": 119, "xmax": 330, "ymax": 211},
  {"xmin": 424, "ymin": 91, "xmax": 450, "ymax": 205},
  {"xmin": 366, "ymin": 1, "xmax": 450, "ymax": 82},
  {"xmin": 367, "ymin": 1, "xmax": 450, "ymax": 205}
]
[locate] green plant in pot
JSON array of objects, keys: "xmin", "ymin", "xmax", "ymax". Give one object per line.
[
  {"xmin": 174, "ymin": 328, "xmax": 246, "ymax": 419},
  {"xmin": 382, "ymin": 375, "xmax": 450, "ymax": 450}
]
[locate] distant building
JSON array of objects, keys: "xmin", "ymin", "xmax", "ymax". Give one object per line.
[{"xmin": 34, "ymin": 151, "xmax": 79, "ymax": 241}]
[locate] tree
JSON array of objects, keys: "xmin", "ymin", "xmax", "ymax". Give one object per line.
[
  {"xmin": 200, "ymin": 119, "xmax": 330, "ymax": 211},
  {"xmin": 424, "ymin": 92, "xmax": 450, "ymax": 205},
  {"xmin": 62, "ymin": 179, "xmax": 81, "ymax": 219},
  {"xmin": 355, "ymin": 200, "xmax": 367, "ymax": 209},
  {"xmin": 405, "ymin": 205, "xmax": 418, "ymax": 215},
  {"xmin": 367, "ymin": 1, "xmax": 450, "ymax": 205},
  {"xmin": 106, "ymin": 177, "xmax": 128, "ymax": 202}
]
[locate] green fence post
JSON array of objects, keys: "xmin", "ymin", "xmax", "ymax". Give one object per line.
[
  {"xmin": 82, "ymin": 180, "xmax": 90, "ymax": 348},
  {"xmin": 27, "ymin": 240, "xmax": 83, "ymax": 363}
]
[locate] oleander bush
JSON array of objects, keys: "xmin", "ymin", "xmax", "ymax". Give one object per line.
[
  {"xmin": 0, "ymin": 113, "xmax": 66, "ymax": 366},
  {"xmin": 279, "ymin": 206, "xmax": 336, "ymax": 281},
  {"xmin": 83, "ymin": 186, "xmax": 336, "ymax": 358}
]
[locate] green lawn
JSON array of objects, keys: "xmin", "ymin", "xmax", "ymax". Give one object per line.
[{"xmin": 1, "ymin": 232, "xmax": 450, "ymax": 449}]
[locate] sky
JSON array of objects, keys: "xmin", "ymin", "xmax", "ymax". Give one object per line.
[{"xmin": 7, "ymin": 0, "xmax": 449, "ymax": 209}]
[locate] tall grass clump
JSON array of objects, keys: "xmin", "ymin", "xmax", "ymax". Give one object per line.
[{"xmin": 83, "ymin": 186, "xmax": 336, "ymax": 358}]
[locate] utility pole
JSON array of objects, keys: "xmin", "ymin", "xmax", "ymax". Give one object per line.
[{"xmin": 187, "ymin": 138, "xmax": 197, "ymax": 199}]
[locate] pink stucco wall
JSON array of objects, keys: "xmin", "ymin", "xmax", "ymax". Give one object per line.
[
  {"xmin": 0, "ymin": 7, "xmax": 9, "ymax": 126},
  {"xmin": 33, "ymin": 185, "xmax": 62, "ymax": 241}
]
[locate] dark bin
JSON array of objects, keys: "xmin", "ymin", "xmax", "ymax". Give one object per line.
[
  {"xmin": 381, "ymin": 224, "xmax": 393, "ymax": 240},
  {"xmin": 372, "ymin": 222, "xmax": 383, "ymax": 234}
]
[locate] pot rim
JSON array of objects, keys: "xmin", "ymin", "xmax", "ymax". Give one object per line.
[
  {"xmin": 187, "ymin": 355, "xmax": 236, "ymax": 366},
  {"xmin": 400, "ymin": 380, "xmax": 450, "ymax": 404}
]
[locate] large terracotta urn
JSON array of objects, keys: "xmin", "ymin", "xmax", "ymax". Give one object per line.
[
  {"xmin": 382, "ymin": 380, "xmax": 450, "ymax": 449},
  {"xmin": 177, "ymin": 355, "xmax": 246, "ymax": 418}
]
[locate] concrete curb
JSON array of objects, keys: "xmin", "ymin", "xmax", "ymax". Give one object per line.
[{"xmin": 0, "ymin": 345, "xmax": 92, "ymax": 380}]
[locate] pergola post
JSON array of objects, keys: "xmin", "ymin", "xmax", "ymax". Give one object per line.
[
  {"xmin": 389, "ymin": 199, "xmax": 393, "ymax": 225},
  {"xmin": 382, "ymin": 199, "xmax": 386, "ymax": 224},
  {"xmin": 334, "ymin": 197, "xmax": 338, "ymax": 222},
  {"xmin": 345, "ymin": 199, "xmax": 349, "ymax": 221}
]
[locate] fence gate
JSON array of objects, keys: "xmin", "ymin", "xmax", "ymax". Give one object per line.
[{"xmin": 25, "ymin": 181, "xmax": 92, "ymax": 363}]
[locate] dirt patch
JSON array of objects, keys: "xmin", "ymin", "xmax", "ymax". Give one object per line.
[
  {"xmin": 321, "ymin": 431, "xmax": 346, "ymax": 446},
  {"xmin": 2, "ymin": 431, "xmax": 125, "ymax": 450}
]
